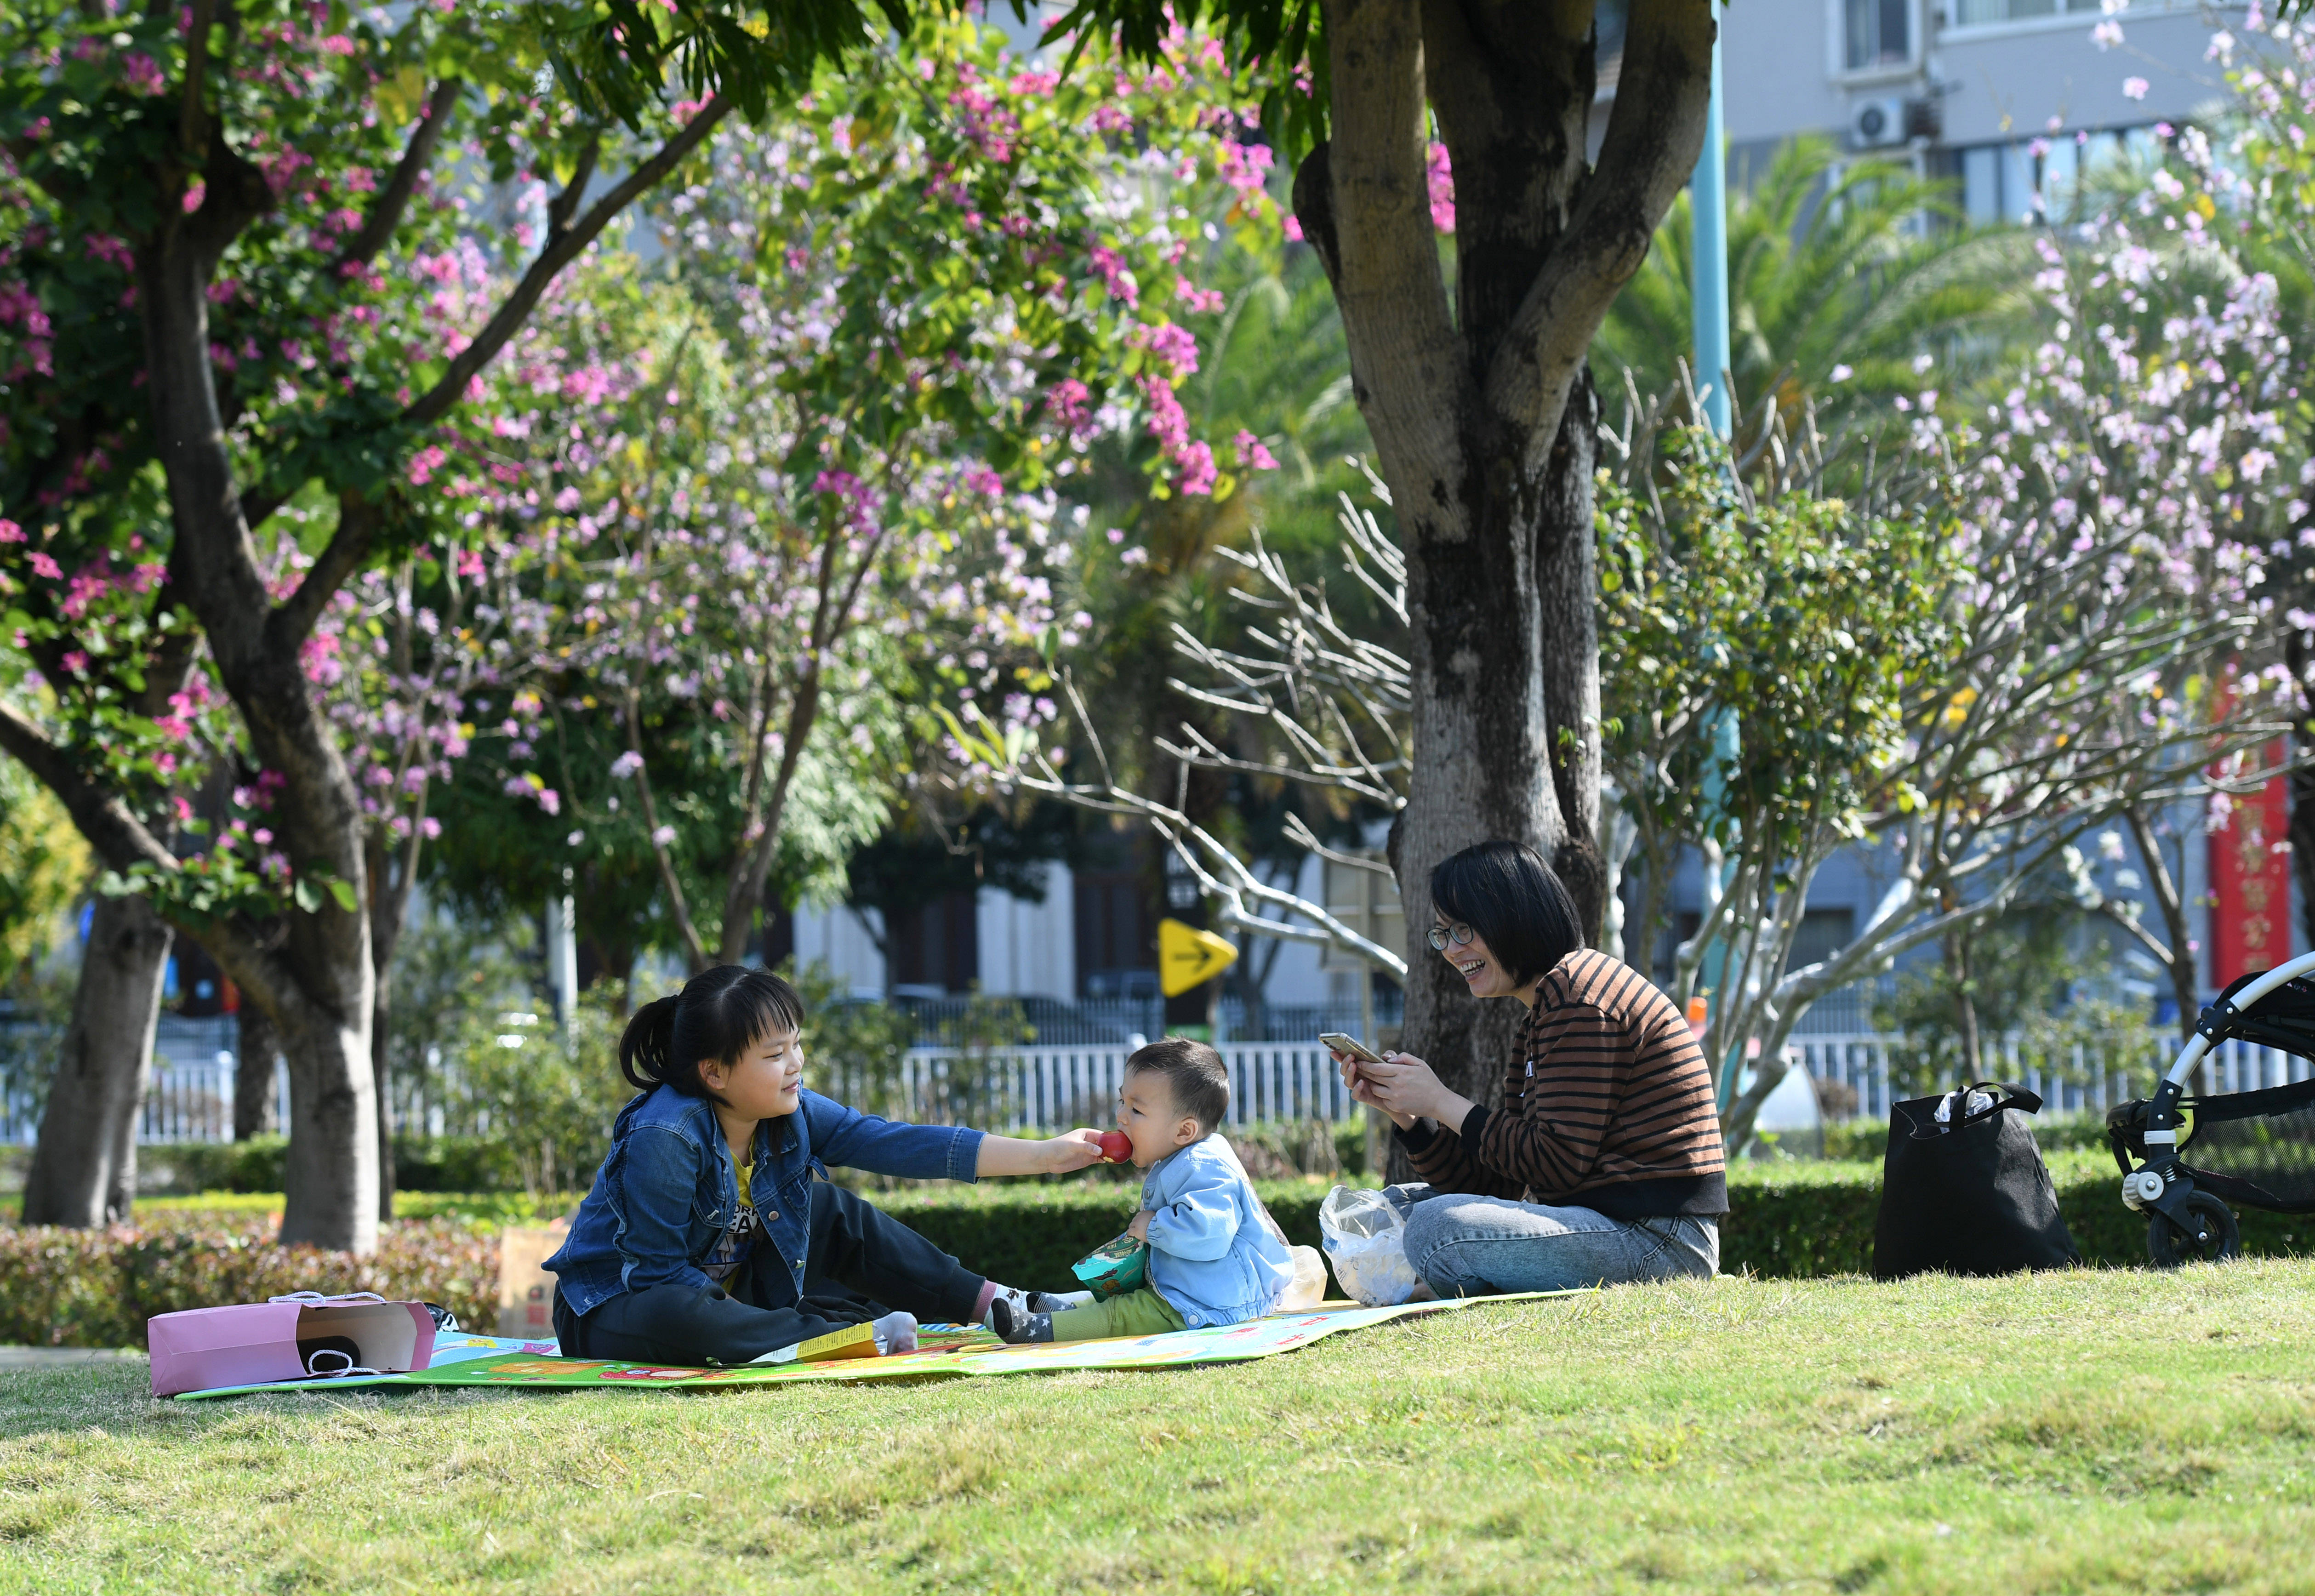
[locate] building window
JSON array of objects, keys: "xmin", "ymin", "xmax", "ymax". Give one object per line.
[
  {"xmin": 1950, "ymin": 0, "xmax": 2097, "ymax": 27},
  {"xmin": 1845, "ymin": 0, "xmax": 1910, "ymax": 69},
  {"xmin": 1957, "ymin": 127, "xmax": 2165, "ymax": 225},
  {"xmin": 1073, "ymin": 870, "xmax": 1157, "ymax": 999},
  {"xmin": 889, "ymin": 890, "xmax": 979, "ymax": 995}
]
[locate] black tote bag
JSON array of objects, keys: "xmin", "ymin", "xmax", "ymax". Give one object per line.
[{"xmin": 1872, "ymin": 1081, "xmax": 2080, "ymax": 1279}]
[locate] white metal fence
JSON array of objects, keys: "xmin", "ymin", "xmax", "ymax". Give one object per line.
[
  {"xmin": 825, "ymin": 1042, "xmax": 1358, "ymax": 1133},
  {"xmin": 0, "ymin": 1016, "xmax": 278, "ymax": 1147},
  {"xmin": 1785, "ymin": 1033, "xmax": 2315, "ymax": 1123}
]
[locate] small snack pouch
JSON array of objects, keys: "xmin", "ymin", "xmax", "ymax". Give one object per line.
[
  {"xmin": 148, "ymin": 1291, "xmax": 439, "ymax": 1397},
  {"xmin": 1070, "ymin": 1232, "xmax": 1150, "ymax": 1300}
]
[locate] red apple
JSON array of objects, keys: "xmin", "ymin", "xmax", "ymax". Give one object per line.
[{"xmin": 1097, "ymin": 1131, "xmax": 1133, "ymax": 1163}]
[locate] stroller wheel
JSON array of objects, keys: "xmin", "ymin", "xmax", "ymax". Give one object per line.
[{"xmin": 2147, "ymin": 1191, "xmax": 2241, "ymax": 1267}]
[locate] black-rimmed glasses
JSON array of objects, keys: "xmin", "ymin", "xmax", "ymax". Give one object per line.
[{"xmin": 1427, "ymin": 922, "xmax": 1475, "ymax": 952}]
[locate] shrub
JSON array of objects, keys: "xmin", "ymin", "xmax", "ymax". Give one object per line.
[
  {"xmin": 137, "ymin": 1137, "xmax": 547, "ymax": 1196},
  {"xmin": 0, "ymin": 1215, "xmax": 497, "ymax": 1349},
  {"xmin": 1818, "ymin": 1106, "xmax": 2119, "ymax": 1163}
]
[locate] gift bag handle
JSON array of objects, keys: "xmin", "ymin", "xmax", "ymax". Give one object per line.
[
  {"xmin": 1953, "ymin": 1081, "xmax": 2042, "ymax": 1124},
  {"xmin": 269, "ymin": 1291, "xmax": 388, "ymax": 1306}
]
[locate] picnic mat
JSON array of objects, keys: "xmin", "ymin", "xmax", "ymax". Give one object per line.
[{"xmin": 171, "ymin": 1293, "xmax": 1574, "ymax": 1401}]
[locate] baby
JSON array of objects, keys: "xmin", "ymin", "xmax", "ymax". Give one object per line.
[{"xmin": 992, "ymin": 1037, "xmax": 1296, "ymax": 1343}]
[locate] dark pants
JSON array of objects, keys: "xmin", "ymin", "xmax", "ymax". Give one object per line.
[{"xmin": 553, "ymin": 1182, "xmax": 986, "ymax": 1365}]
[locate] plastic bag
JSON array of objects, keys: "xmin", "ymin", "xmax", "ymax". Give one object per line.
[
  {"xmin": 1277, "ymin": 1245, "xmax": 1329, "ymax": 1312},
  {"xmin": 1319, "ymin": 1186, "xmax": 1422, "ymax": 1306}
]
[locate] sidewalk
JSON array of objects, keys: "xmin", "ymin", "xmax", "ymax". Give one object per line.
[{"xmin": 0, "ymin": 1347, "xmax": 144, "ymax": 1369}]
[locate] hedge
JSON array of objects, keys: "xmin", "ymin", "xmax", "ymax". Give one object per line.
[
  {"xmin": 0, "ymin": 1214, "xmax": 497, "ymax": 1350},
  {"xmin": 135, "ymin": 1137, "xmax": 529, "ymax": 1197},
  {"xmin": 15, "ymin": 1152, "xmax": 2315, "ymax": 1351}
]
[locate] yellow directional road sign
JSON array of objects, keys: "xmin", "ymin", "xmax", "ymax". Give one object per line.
[{"xmin": 1158, "ymin": 918, "xmax": 1238, "ymax": 997}]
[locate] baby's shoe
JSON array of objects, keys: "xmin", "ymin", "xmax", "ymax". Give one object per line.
[{"xmin": 988, "ymin": 1299, "xmax": 1054, "ymax": 1345}]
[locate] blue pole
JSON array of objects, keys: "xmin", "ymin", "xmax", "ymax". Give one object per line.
[
  {"xmin": 1690, "ymin": 0, "xmax": 1732, "ymax": 437},
  {"xmin": 1689, "ymin": 3, "xmax": 1740, "ymax": 1106}
]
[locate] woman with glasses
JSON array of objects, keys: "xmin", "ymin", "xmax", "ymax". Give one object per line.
[{"xmin": 1328, "ymin": 840, "xmax": 1725, "ymax": 1294}]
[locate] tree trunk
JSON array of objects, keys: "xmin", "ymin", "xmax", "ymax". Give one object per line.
[
  {"xmin": 276, "ymin": 1001, "xmax": 379, "ymax": 1250},
  {"xmin": 135, "ymin": 149, "xmax": 384, "ymax": 1253},
  {"xmin": 234, "ymin": 997, "xmax": 280, "ymax": 1141},
  {"xmin": 1946, "ymin": 928, "xmax": 1981, "ymax": 1085},
  {"xmin": 1291, "ymin": 0, "xmax": 1709, "ymax": 1163},
  {"xmin": 23, "ymin": 895, "xmax": 172, "ymax": 1227},
  {"xmin": 372, "ymin": 967, "xmax": 397, "ymax": 1220}
]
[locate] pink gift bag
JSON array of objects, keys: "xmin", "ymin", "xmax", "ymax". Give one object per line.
[{"xmin": 148, "ymin": 1291, "xmax": 438, "ymax": 1397}]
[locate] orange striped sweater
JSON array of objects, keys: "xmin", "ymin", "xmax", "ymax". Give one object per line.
[{"xmin": 1400, "ymin": 949, "xmax": 1729, "ymax": 1219}]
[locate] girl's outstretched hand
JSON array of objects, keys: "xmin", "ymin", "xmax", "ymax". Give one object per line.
[
  {"xmin": 1043, "ymin": 1129, "xmax": 1109, "ymax": 1173},
  {"xmin": 975, "ymin": 1129, "xmax": 1109, "ymax": 1177}
]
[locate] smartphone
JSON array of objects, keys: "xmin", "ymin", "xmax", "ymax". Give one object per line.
[{"xmin": 1318, "ymin": 1032, "xmax": 1386, "ymax": 1065}]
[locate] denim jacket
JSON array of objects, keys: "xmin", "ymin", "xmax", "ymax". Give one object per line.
[
  {"xmin": 545, "ymin": 1083, "xmax": 983, "ymax": 1317},
  {"xmin": 1140, "ymin": 1134, "xmax": 1296, "ymax": 1328}
]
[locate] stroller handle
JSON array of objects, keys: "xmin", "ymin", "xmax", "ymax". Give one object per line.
[{"xmin": 2149, "ymin": 949, "xmax": 2315, "ymax": 1141}]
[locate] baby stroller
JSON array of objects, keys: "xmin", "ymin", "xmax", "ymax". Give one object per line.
[{"xmin": 2107, "ymin": 954, "xmax": 2315, "ymax": 1265}]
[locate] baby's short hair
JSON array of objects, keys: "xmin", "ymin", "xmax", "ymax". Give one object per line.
[{"xmin": 1125, "ymin": 1037, "xmax": 1230, "ymax": 1135}]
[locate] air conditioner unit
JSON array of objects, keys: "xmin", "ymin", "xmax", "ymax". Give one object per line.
[{"xmin": 1852, "ymin": 97, "xmax": 1905, "ymax": 149}]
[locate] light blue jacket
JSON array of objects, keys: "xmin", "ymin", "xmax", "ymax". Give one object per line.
[{"xmin": 1141, "ymin": 1134, "xmax": 1296, "ymax": 1328}]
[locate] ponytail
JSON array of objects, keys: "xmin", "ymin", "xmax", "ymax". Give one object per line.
[
  {"xmin": 618, "ymin": 995, "xmax": 682, "ymax": 1093},
  {"xmin": 618, "ymin": 965, "xmax": 805, "ymax": 1101}
]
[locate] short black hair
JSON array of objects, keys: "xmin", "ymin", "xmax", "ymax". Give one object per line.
[
  {"xmin": 619, "ymin": 965, "xmax": 805, "ymax": 1102},
  {"xmin": 1124, "ymin": 1037, "xmax": 1230, "ymax": 1135},
  {"xmin": 1428, "ymin": 841, "xmax": 1584, "ymax": 989}
]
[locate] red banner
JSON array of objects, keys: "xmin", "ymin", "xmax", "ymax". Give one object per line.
[{"xmin": 2208, "ymin": 743, "xmax": 2293, "ymax": 986}]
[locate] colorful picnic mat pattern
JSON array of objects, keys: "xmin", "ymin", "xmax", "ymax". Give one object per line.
[{"xmin": 172, "ymin": 1294, "xmax": 1572, "ymax": 1401}]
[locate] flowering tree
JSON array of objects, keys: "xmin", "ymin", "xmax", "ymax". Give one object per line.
[
  {"xmin": 0, "ymin": 0, "xmax": 934, "ymax": 1248},
  {"xmin": 442, "ymin": 22, "xmax": 1266, "ymax": 976},
  {"xmin": 1681, "ymin": 217, "xmax": 2300, "ymax": 1150},
  {"xmin": 2138, "ymin": 12, "xmax": 2315, "ymax": 950}
]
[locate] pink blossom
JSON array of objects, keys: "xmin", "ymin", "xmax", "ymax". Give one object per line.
[
  {"xmin": 1175, "ymin": 439, "xmax": 1218, "ymax": 497},
  {"xmin": 1175, "ymin": 277, "xmax": 1226, "ymax": 315},
  {"xmin": 2123, "ymin": 76, "xmax": 2150, "ymax": 99},
  {"xmin": 1045, "ymin": 378, "xmax": 1092, "ymax": 433},
  {"xmin": 27, "ymin": 551, "xmax": 62, "ymax": 581},
  {"xmin": 1089, "ymin": 246, "xmax": 1140, "ymax": 307},
  {"xmin": 1427, "ymin": 142, "xmax": 1455, "ymax": 234},
  {"xmin": 1232, "ymin": 430, "xmax": 1279, "ymax": 471},
  {"xmin": 120, "ymin": 52, "xmax": 165, "ymax": 96},
  {"xmin": 1137, "ymin": 319, "xmax": 1200, "ymax": 378},
  {"xmin": 0, "ymin": 520, "xmax": 21, "ymax": 543}
]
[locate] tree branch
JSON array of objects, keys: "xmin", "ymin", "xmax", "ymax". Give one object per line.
[
  {"xmin": 178, "ymin": 0, "xmax": 216, "ymax": 160},
  {"xmin": 0, "ymin": 704, "xmax": 178, "ymax": 877},
  {"xmin": 336, "ymin": 78, "xmax": 462, "ymax": 273},
  {"xmin": 1481, "ymin": 0, "xmax": 1714, "ymax": 446},
  {"xmin": 544, "ymin": 132, "xmax": 602, "ymax": 243},
  {"xmin": 266, "ymin": 489, "xmax": 382, "ymax": 653},
  {"xmin": 625, "ymin": 690, "xmax": 711, "ymax": 973},
  {"xmin": 402, "ymin": 97, "xmax": 733, "ymax": 429},
  {"xmin": 1313, "ymin": 0, "xmax": 1464, "ymax": 495}
]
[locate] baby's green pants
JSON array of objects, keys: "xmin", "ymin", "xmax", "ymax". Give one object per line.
[{"xmin": 1049, "ymin": 1287, "xmax": 1187, "ymax": 1342}]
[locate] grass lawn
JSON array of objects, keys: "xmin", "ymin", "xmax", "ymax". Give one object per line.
[{"xmin": 5, "ymin": 1264, "xmax": 2315, "ymax": 1593}]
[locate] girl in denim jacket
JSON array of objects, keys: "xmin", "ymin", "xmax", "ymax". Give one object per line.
[{"xmin": 546, "ymin": 965, "xmax": 1105, "ymax": 1365}]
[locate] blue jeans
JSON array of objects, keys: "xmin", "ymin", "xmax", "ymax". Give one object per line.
[{"xmin": 1387, "ymin": 1183, "xmax": 1720, "ymax": 1295}]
